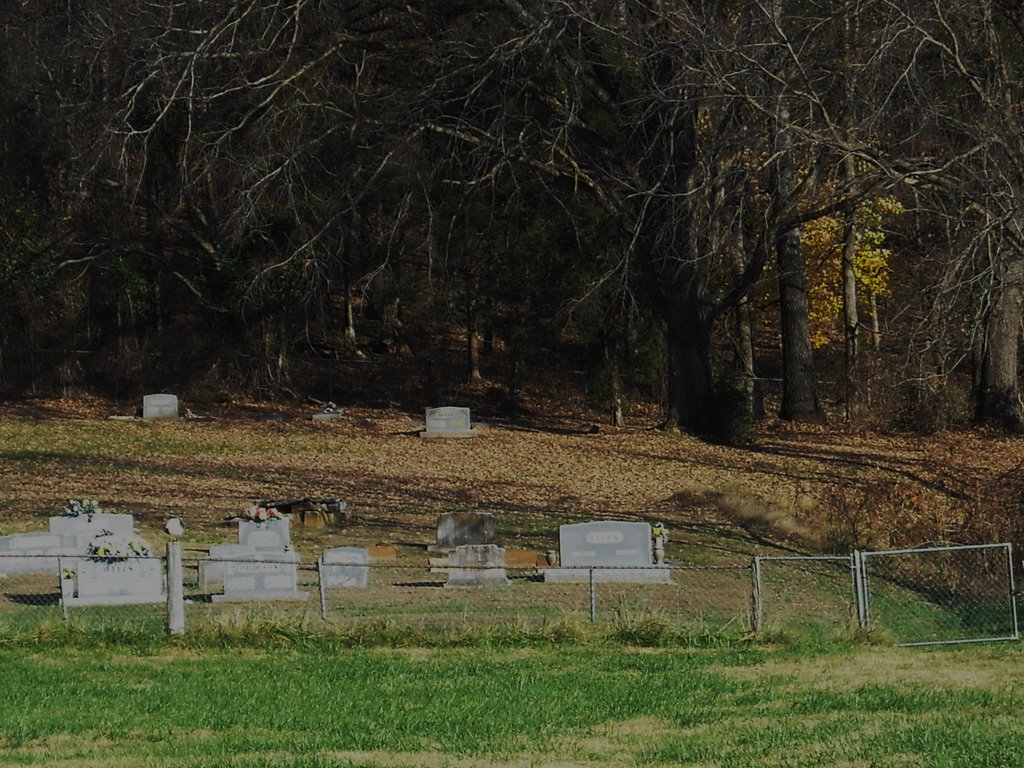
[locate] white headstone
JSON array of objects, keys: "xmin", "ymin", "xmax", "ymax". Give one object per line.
[
  {"xmin": 143, "ymin": 394, "xmax": 179, "ymax": 420},
  {"xmin": 320, "ymin": 547, "xmax": 370, "ymax": 588},
  {"xmin": 62, "ymin": 557, "xmax": 165, "ymax": 606},
  {"xmin": 420, "ymin": 407, "xmax": 477, "ymax": 438},
  {"xmin": 49, "ymin": 513, "xmax": 137, "ymax": 549}
]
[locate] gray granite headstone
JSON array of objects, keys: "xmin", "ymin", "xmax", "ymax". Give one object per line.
[
  {"xmin": 445, "ymin": 544, "xmax": 509, "ymax": 587},
  {"xmin": 200, "ymin": 519, "xmax": 291, "ymax": 588},
  {"xmin": 420, "ymin": 407, "xmax": 476, "ymax": 438},
  {"xmin": 543, "ymin": 521, "xmax": 670, "ymax": 583},
  {"xmin": 430, "ymin": 511, "xmax": 498, "ymax": 553},
  {"xmin": 210, "ymin": 547, "xmax": 308, "ymax": 602},
  {"xmin": 143, "ymin": 394, "xmax": 179, "ymax": 420},
  {"xmin": 320, "ymin": 547, "xmax": 370, "ymax": 588}
]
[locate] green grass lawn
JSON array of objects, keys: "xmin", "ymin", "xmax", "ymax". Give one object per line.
[{"xmin": 1, "ymin": 639, "xmax": 1022, "ymax": 767}]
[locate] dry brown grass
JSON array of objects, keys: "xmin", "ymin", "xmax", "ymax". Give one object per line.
[{"xmin": 1, "ymin": 396, "xmax": 1022, "ymax": 559}]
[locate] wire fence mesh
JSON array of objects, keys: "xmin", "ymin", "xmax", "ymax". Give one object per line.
[
  {"xmin": 753, "ymin": 556, "xmax": 855, "ymax": 635},
  {"xmin": 0, "ymin": 543, "xmax": 1018, "ymax": 647},
  {"xmin": 859, "ymin": 544, "xmax": 1019, "ymax": 647}
]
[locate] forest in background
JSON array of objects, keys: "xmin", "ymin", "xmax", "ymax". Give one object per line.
[{"xmin": 1, "ymin": 1, "xmax": 1023, "ymax": 440}]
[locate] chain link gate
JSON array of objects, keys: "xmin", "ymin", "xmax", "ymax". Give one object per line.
[
  {"xmin": 751, "ymin": 555, "xmax": 855, "ymax": 634},
  {"xmin": 855, "ymin": 543, "xmax": 1019, "ymax": 647}
]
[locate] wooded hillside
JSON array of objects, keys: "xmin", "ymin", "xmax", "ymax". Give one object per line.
[{"xmin": 2, "ymin": 1, "xmax": 1022, "ymax": 438}]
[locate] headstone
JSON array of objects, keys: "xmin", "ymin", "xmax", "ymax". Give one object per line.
[
  {"xmin": 62, "ymin": 557, "xmax": 165, "ymax": 606},
  {"xmin": 0, "ymin": 533, "xmax": 75, "ymax": 576},
  {"xmin": 200, "ymin": 517, "xmax": 292, "ymax": 588},
  {"xmin": 49, "ymin": 513, "xmax": 137, "ymax": 549},
  {"xmin": 419, "ymin": 407, "xmax": 477, "ymax": 438},
  {"xmin": 143, "ymin": 394, "xmax": 179, "ymax": 420},
  {"xmin": 542, "ymin": 521, "xmax": 671, "ymax": 583},
  {"xmin": 429, "ymin": 511, "xmax": 498, "ymax": 553},
  {"xmin": 320, "ymin": 547, "xmax": 370, "ymax": 588},
  {"xmin": 210, "ymin": 548, "xmax": 308, "ymax": 602},
  {"xmin": 445, "ymin": 544, "xmax": 509, "ymax": 587},
  {"xmin": 238, "ymin": 518, "xmax": 290, "ymax": 549}
]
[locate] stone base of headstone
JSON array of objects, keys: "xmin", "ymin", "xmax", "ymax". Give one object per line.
[
  {"xmin": 540, "ymin": 566, "xmax": 672, "ymax": 584},
  {"xmin": 0, "ymin": 533, "xmax": 78, "ymax": 576},
  {"xmin": 210, "ymin": 549, "xmax": 309, "ymax": 602},
  {"xmin": 320, "ymin": 547, "xmax": 369, "ymax": 588},
  {"xmin": 63, "ymin": 558, "xmax": 166, "ymax": 606},
  {"xmin": 311, "ymin": 412, "xmax": 343, "ymax": 421},
  {"xmin": 444, "ymin": 544, "xmax": 509, "ymax": 587},
  {"xmin": 419, "ymin": 428, "xmax": 477, "ymax": 438}
]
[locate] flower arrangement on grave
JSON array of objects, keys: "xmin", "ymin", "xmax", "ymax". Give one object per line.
[
  {"xmin": 61, "ymin": 567, "xmax": 76, "ymax": 580},
  {"xmin": 86, "ymin": 531, "xmax": 151, "ymax": 562},
  {"xmin": 321, "ymin": 401, "xmax": 338, "ymax": 413},
  {"xmin": 651, "ymin": 522, "xmax": 669, "ymax": 542},
  {"xmin": 241, "ymin": 504, "xmax": 284, "ymax": 525},
  {"xmin": 64, "ymin": 499, "xmax": 102, "ymax": 522}
]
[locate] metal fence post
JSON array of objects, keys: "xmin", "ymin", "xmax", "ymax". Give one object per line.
[
  {"xmin": 1006, "ymin": 543, "xmax": 1019, "ymax": 641},
  {"xmin": 57, "ymin": 556, "xmax": 68, "ymax": 621},
  {"xmin": 317, "ymin": 557, "xmax": 329, "ymax": 622},
  {"xmin": 166, "ymin": 542, "xmax": 185, "ymax": 636},
  {"xmin": 589, "ymin": 568, "xmax": 596, "ymax": 623},
  {"xmin": 853, "ymin": 550, "xmax": 869, "ymax": 629},
  {"xmin": 751, "ymin": 557, "xmax": 763, "ymax": 633}
]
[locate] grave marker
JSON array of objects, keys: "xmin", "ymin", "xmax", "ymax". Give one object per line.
[
  {"xmin": 430, "ymin": 511, "xmax": 498, "ymax": 553},
  {"xmin": 61, "ymin": 556, "xmax": 165, "ymax": 607},
  {"xmin": 444, "ymin": 544, "xmax": 509, "ymax": 587},
  {"xmin": 143, "ymin": 394, "xmax": 179, "ymax": 420},
  {"xmin": 320, "ymin": 547, "xmax": 370, "ymax": 588},
  {"xmin": 210, "ymin": 548, "xmax": 308, "ymax": 602},
  {"xmin": 420, "ymin": 407, "xmax": 477, "ymax": 438},
  {"xmin": 543, "ymin": 521, "xmax": 671, "ymax": 583}
]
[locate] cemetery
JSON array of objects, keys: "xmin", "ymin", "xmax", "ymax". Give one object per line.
[{"xmin": 0, "ymin": 402, "xmax": 1020, "ymax": 768}]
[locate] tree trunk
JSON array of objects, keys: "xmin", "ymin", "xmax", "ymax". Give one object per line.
[
  {"xmin": 777, "ymin": 221, "xmax": 824, "ymax": 421},
  {"xmin": 466, "ymin": 319, "xmax": 481, "ymax": 383},
  {"xmin": 664, "ymin": 284, "xmax": 714, "ymax": 433},
  {"xmin": 841, "ymin": 202, "xmax": 860, "ymax": 421},
  {"xmin": 976, "ymin": 255, "xmax": 1024, "ymax": 431}
]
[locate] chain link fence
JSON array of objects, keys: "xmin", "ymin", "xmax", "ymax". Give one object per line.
[
  {"xmin": 856, "ymin": 544, "xmax": 1019, "ymax": 647},
  {"xmin": 0, "ymin": 544, "xmax": 1018, "ymax": 647},
  {"xmin": 752, "ymin": 555, "xmax": 856, "ymax": 635}
]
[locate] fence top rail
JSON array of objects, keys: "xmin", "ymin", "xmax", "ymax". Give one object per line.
[
  {"xmin": 861, "ymin": 543, "xmax": 1012, "ymax": 557},
  {"xmin": 755, "ymin": 555, "xmax": 852, "ymax": 563}
]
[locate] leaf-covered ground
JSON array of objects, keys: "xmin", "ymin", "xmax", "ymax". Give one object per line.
[{"xmin": 1, "ymin": 395, "xmax": 1021, "ymax": 561}]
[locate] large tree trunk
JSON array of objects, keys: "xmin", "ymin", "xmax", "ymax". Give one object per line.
[
  {"xmin": 976, "ymin": 255, "xmax": 1024, "ymax": 431},
  {"xmin": 664, "ymin": 281, "xmax": 714, "ymax": 433},
  {"xmin": 776, "ymin": 221, "xmax": 823, "ymax": 421}
]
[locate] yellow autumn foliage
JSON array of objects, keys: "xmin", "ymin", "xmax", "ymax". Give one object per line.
[{"xmin": 802, "ymin": 196, "xmax": 902, "ymax": 348}]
